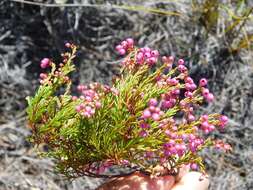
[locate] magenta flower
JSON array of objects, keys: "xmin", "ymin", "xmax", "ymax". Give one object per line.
[
  {"xmin": 199, "ymin": 78, "xmax": 208, "ymax": 87},
  {"xmin": 177, "ymin": 59, "xmax": 185, "ymax": 65},
  {"xmin": 40, "ymin": 58, "xmax": 50, "ymax": 69}
]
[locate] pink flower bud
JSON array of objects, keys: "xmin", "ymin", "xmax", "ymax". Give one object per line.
[
  {"xmin": 171, "ymin": 126, "xmax": 177, "ymax": 131},
  {"xmin": 137, "ymin": 52, "xmax": 144, "ymax": 61},
  {"xmin": 166, "ymin": 78, "xmax": 179, "ymax": 85},
  {"xmin": 159, "ymin": 111, "xmax": 164, "ymax": 115},
  {"xmin": 193, "ymin": 126, "xmax": 199, "ymax": 131},
  {"xmin": 95, "ymin": 101, "xmax": 102, "ymax": 108},
  {"xmin": 169, "ymin": 147, "xmax": 177, "ymax": 154},
  {"xmin": 160, "ymin": 157, "xmax": 166, "ymax": 163},
  {"xmin": 181, "ymin": 134, "xmax": 188, "ymax": 141},
  {"xmin": 140, "ymin": 123, "xmax": 150, "ymax": 129},
  {"xmin": 85, "ymin": 96, "xmax": 92, "ymax": 102},
  {"xmin": 77, "ymin": 85, "xmax": 85, "ymax": 91},
  {"xmin": 179, "ymin": 144, "xmax": 187, "ymax": 151},
  {"xmin": 143, "ymin": 109, "xmax": 151, "ymax": 119},
  {"xmin": 121, "ymin": 159, "xmax": 130, "ymax": 165},
  {"xmin": 178, "ymin": 59, "xmax": 185, "ymax": 65},
  {"xmin": 179, "ymin": 101, "xmax": 186, "ymax": 108},
  {"xmin": 189, "ymin": 134, "xmax": 196, "ymax": 140},
  {"xmin": 116, "ymin": 45, "xmax": 123, "ymax": 51},
  {"xmin": 189, "ymin": 143, "xmax": 197, "ymax": 152},
  {"xmin": 204, "ymin": 129, "xmax": 210, "ymax": 134},
  {"xmin": 147, "ymin": 57, "xmax": 157, "ymax": 65},
  {"xmin": 199, "ymin": 78, "xmax": 208, "ymax": 87},
  {"xmin": 170, "ymin": 98, "xmax": 176, "ymax": 104},
  {"xmin": 185, "ymin": 83, "xmax": 192, "ymax": 91},
  {"xmin": 126, "ymin": 38, "xmax": 134, "ymax": 47},
  {"xmin": 162, "ymin": 100, "xmax": 172, "ymax": 109},
  {"xmin": 175, "ymin": 144, "xmax": 181, "ymax": 150},
  {"xmin": 220, "ymin": 115, "xmax": 228, "ymax": 123},
  {"xmin": 139, "ymin": 48, "xmax": 145, "ymax": 52},
  {"xmin": 205, "ymin": 93, "xmax": 214, "ymax": 102},
  {"xmin": 162, "ymin": 56, "xmax": 168, "ymax": 63},
  {"xmin": 144, "ymin": 52, "xmax": 151, "ymax": 58},
  {"xmin": 151, "ymin": 50, "xmax": 159, "ymax": 57},
  {"xmin": 165, "ymin": 130, "xmax": 171, "ymax": 136},
  {"xmin": 149, "ymin": 106, "xmax": 156, "ymax": 112},
  {"xmin": 152, "ymin": 113, "xmax": 160, "ymax": 121},
  {"xmin": 139, "ymin": 130, "xmax": 148, "ymax": 137},
  {"xmin": 85, "ymin": 106, "xmax": 92, "ymax": 113},
  {"xmin": 185, "ymin": 77, "xmax": 193, "ymax": 84},
  {"xmin": 170, "ymin": 132, "xmax": 177, "ymax": 139},
  {"xmin": 82, "ymin": 111, "xmax": 91, "ymax": 118},
  {"xmin": 172, "ymin": 89, "xmax": 180, "ymax": 95},
  {"xmin": 39, "ymin": 80, "xmax": 45, "ymax": 84},
  {"xmin": 190, "ymin": 163, "xmax": 198, "ymax": 170},
  {"xmin": 40, "ymin": 58, "xmax": 50, "ymax": 69},
  {"xmin": 111, "ymin": 87, "xmax": 119, "ymax": 96},
  {"xmin": 148, "ymin": 98, "xmax": 158, "ymax": 106},
  {"xmin": 41, "ymin": 58, "xmax": 50, "ymax": 65},
  {"xmin": 201, "ymin": 115, "xmax": 209, "ymax": 121},
  {"xmin": 90, "ymin": 109, "xmax": 95, "ymax": 115},
  {"xmin": 76, "ymin": 105, "xmax": 82, "ymax": 112},
  {"xmin": 121, "ymin": 40, "xmax": 128, "ymax": 49},
  {"xmin": 185, "ymin": 91, "xmax": 193, "ymax": 98},
  {"xmin": 118, "ymin": 48, "xmax": 126, "ymax": 55},
  {"xmin": 164, "ymin": 150, "xmax": 172, "ymax": 157},
  {"xmin": 65, "ymin": 42, "xmax": 71, "ymax": 48},
  {"xmin": 72, "ymin": 96, "xmax": 78, "ymax": 101},
  {"xmin": 155, "ymin": 107, "xmax": 160, "ymax": 113},
  {"xmin": 190, "ymin": 83, "xmax": 197, "ymax": 90},
  {"xmin": 145, "ymin": 151, "xmax": 154, "ymax": 158},
  {"xmin": 209, "ymin": 125, "xmax": 215, "ymax": 132},
  {"xmin": 201, "ymin": 121, "xmax": 209, "ymax": 128},
  {"xmin": 168, "ymin": 56, "xmax": 174, "ymax": 62},
  {"xmin": 39, "ymin": 73, "xmax": 47, "ymax": 79},
  {"xmin": 188, "ymin": 114, "xmax": 195, "ymax": 122},
  {"xmin": 144, "ymin": 47, "xmax": 151, "ymax": 52},
  {"xmin": 178, "ymin": 65, "xmax": 187, "ymax": 72},
  {"xmin": 189, "ymin": 107, "xmax": 194, "ymax": 112},
  {"xmin": 202, "ymin": 88, "xmax": 209, "ymax": 96}
]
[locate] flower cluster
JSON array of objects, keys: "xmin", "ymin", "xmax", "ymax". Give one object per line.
[
  {"xmin": 142, "ymin": 98, "xmax": 164, "ymax": 121},
  {"xmin": 115, "ymin": 39, "xmax": 230, "ymax": 174},
  {"xmin": 40, "ymin": 58, "xmax": 51, "ymax": 69},
  {"xmin": 74, "ymin": 83, "xmax": 120, "ymax": 118},
  {"xmin": 136, "ymin": 47, "xmax": 159, "ymax": 66},
  {"xmin": 75, "ymin": 84, "xmax": 102, "ymax": 118},
  {"xmin": 115, "ymin": 38, "xmax": 134, "ymax": 55},
  {"xmin": 27, "ymin": 39, "xmax": 230, "ymax": 179},
  {"xmin": 38, "ymin": 43, "xmax": 76, "ymax": 86}
]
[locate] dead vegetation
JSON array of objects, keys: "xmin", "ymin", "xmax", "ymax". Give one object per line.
[{"xmin": 0, "ymin": 0, "xmax": 252, "ymax": 189}]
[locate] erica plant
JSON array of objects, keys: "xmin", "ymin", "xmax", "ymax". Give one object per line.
[{"xmin": 26, "ymin": 39, "xmax": 231, "ymax": 179}]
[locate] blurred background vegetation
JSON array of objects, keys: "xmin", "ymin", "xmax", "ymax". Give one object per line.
[{"xmin": 0, "ymin": 0, "xmax": 252, "ymax": 189}]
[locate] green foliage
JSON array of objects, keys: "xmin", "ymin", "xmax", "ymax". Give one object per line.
[{"xmin": 27, "ymin": 43, "xmax": 230, "ymax": 178}]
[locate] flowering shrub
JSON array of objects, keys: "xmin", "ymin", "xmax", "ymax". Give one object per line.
[{"xmin": 26, "ymin": 39, "xmax": 231, "ymax": 178}]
